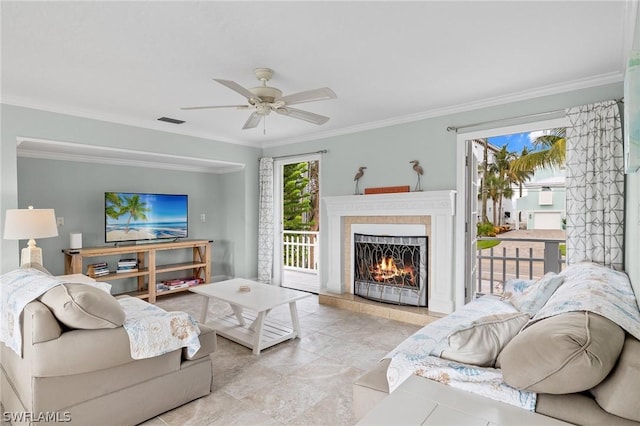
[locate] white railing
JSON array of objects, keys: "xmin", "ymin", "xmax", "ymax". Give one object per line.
[
  {"xmin": 476, "ymin": 237, "xmax": 566, "ymax": 295},
  {"xmin": 283, "ymin": 230, "xmax": 319, "ymax": 273}
]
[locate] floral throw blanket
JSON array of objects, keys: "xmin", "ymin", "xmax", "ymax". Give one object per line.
[
  {"xmin": 528, "ymin": 262, "xmax": 640, "ymax": 340},
  {"xmin": 412, "ymin": 356, "xmax": 536, "ymax": 411},
  {"xmin": 118, "ymin": 297, "xmax": 201, "ymax": 359},
  {"xmin": 0, "ymin": 268, "xmax": 112, "ymax": 356},
  {"xmin": 384, "ymin": 295, "xmax": 536, "ymax": 410}
]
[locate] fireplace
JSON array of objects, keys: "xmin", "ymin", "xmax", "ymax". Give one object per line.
[
  {"xmin": 324, "ymin": 190, "xmax": 456, "ymax": 314},
  {"xmin": 353, "ymin": 233, "xmax": 428, "ymax": 306}
]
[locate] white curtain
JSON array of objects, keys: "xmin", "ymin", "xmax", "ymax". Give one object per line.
[
  {"xmin": 257, "ymin": 157, "xmax": 275, "ymax": 284},
  {"xmin": 565, "ymin": 100, "xmax": 625, "ymax": 270}
]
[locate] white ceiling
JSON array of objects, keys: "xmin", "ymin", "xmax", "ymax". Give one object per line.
[{"xmin": 1, "ymin": 1, "xmax": 637, "ymax": 149}]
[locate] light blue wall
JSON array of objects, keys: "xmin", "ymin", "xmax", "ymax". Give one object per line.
[
  {"xmin": 17, "ymin": 157, "xmax": 225, "ymax": 293},
  {"xmin": 1, "ymin": 105, "xmax": 262, "ymax": 278},
  {"xmin": 219, "ymin": 170, "xmax": 251, "ymax": 279},
  {"xmin": 266, "ymin": 117, "xmax": 457, "ymax": 194},
  {"xmin": 0, "ymin": 108, "xmax": 18, "ymax": 273}
]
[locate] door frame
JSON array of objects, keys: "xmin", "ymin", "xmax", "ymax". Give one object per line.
[
  {"xmin": 465, "ymin": 139, "xmax": 481, "ymax": 304},
  {"xmin": 272, "ymin": 153, "xmax": 322, "ymax": 287},
  {"xmin": 454, "ymin": 117, "xmax": 568, "ymax": 308}
]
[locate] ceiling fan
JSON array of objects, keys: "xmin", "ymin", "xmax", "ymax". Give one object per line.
[{"xmin": 181, "ymin": 68, "xmax": 337, "ymax": 130}]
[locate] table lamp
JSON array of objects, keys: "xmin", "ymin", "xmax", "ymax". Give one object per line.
[{"xmin": 3, "ymin": 206, "xmax": 58, "ymax": 266}]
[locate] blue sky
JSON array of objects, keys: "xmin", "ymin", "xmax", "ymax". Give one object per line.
[{"xmin": 488, "ymin": 132, "xmax": 534, "ymax": 154}]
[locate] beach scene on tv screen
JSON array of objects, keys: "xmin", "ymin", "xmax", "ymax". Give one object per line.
[{"xmin": 105, "ymin": 192, "xmax": 188, "ymax": 242}]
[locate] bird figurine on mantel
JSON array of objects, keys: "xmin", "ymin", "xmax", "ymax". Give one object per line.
[
  {"xmin": 410, "ymin": 160, "xmax": 424, "ymax": 191},
  {"xmin": 354, "ymin": 166, "xmax": 367, "ymax": 195}
]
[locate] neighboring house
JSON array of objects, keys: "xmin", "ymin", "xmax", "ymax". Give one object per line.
[{"xmin": 515, "ymin": 167, "xmax": 567, "ymax": 230}]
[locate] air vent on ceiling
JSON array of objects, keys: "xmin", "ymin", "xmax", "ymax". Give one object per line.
[{"xmin": 157, "ymin": 117, "xmax": 185, "ymax": 124}]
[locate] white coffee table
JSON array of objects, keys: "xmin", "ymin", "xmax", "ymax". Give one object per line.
[
  {"xmin": 357, "ymin": 375, "xmax": 571, "ymax": 425},
  {"xmin": 190, "ymin": 278, "xmax": 311, "ymax": 354}
]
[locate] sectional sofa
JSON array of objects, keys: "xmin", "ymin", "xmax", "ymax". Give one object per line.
[
  {"xmin": 0, "ymin": 267, "xmax": 217, "ymax": 425},
  {"xmin": 354, "ymin": 262, "xmax": 640, "ymax": 425}
]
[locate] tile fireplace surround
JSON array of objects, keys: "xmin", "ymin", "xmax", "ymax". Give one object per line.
[{"xmin": 322, "ymin": 190, "xmax": 456, "ymax": 319}]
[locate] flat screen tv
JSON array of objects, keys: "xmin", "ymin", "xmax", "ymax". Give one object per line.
[{"xmin": 105, "ymin": 192, "xmax": 188, "ymax": 244}]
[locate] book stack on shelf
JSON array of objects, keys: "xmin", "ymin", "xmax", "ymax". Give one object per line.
[
  {"xmin": 156, "ymin": 277, "xmax": 204, "ymax": 293},
  {"xmin": 87, "ymin": 262, "xmax": 109, "ymax": 278},
  {"xmin": 116, "ymin": 258, "xmax": 138, "ymax": 274}
]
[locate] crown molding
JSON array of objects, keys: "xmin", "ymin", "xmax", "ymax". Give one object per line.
[
  {"xmin": 2, "ymin": 96, "xmax": 263, "ymax": 148},
  {"xmin": 16, "ymin": 137, "xmax": 245, "ymax": 174},
  {"xmin": 262, "ymin": 71, "xmax": 624, "ymax": 148}
]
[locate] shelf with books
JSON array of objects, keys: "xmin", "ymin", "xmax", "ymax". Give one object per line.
[
  {"xmin": 92, "ymin": 267, "xmax": 149, "ymax": 282},
  {"xmin": 156, "ymin": 286, "xmax": 193, "ymax": 296},
  {"xmin": 116, "ymin": 258, "xmax": 139, "ymax": 274},
  {"xmin": 62, "ymin": 239, "xmax": 211, "ymax": 302},
  {"xmin": 116, "ymin": 268, "xmax": 139, "ymax": 274},
  {"xmin": 156, "ymin": 276, "xmax": 204, "ymax": 294}
]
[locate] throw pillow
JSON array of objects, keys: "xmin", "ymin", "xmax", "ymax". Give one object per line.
[
  {"xmin": 39, "ymin": 283, "xmax": 125, "ymax": 329},
  {"xmin": 508, "ymin": 272, "xmax": 564, "ymax": 315},
  {"xmin": 590, "ymin": 335, "xmax": 640, "ymax": 422},
  {"xmin": 500, "ymin": 278, "xmax": 535, "ymax": 300},
  {"xmin": 440, "ymin": 312, "xmax": 530, "ymax": 367},
  {"xmin": 497, "ymin": 311, "xmax": 625, "ymax": 394}
]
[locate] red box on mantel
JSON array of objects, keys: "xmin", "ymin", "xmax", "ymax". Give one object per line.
[{"xmin": 364, "ymin": 185, "xmax": 410, "ymax": 195}]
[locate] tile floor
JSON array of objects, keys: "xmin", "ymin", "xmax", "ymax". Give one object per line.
[{"xmin": 142, "ymin": 291, "xmax": 421, "ymax": 426}]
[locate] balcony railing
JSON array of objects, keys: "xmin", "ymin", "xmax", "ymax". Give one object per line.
[
  {"xmin": 283, "ymin": 230, "xmax": 319, "ymax": 273},
  {"xmin": 476, "ymin": 237, "xmax": 566, "ymax": 295}
]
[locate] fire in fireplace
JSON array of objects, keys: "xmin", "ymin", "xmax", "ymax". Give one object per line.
[
  {"xmin": 370, "ymin": 256, "xmax": 416, "ymax": 283},
  {"xmin": 353, "ymin": 233, "xmax": 428, "ymax": 306}
]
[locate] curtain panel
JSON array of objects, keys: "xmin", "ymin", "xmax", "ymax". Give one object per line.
[
  {"xmin": 258, "ymin": 157, "xmax": 275, "ymax": 284},
  {"xmin": 565, "ymin": 100, "xmax": 625, "ymax": 270}
]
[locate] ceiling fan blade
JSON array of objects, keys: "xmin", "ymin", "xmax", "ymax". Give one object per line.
[
  {"xmin": 242, "ymin": 112, "xmax": 263, "ymax": 129},
  {"xmin": 213, "ymin": 79, "xmax": 257, "ymax": 101},
  {"xmin": 276, "ymin": 87, "xmax": 337, "ymax": 106},
  {"xmin": 180, "ymin": 105, "xmax": 248, "ymax": 110},
  {"xmin": 275, "ymin": 107, "xmax": 330, "ymax": 125}
]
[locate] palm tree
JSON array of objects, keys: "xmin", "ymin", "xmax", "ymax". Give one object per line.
[
  {"xmin": 508, "ymin": 147, "xmax": 534, "ymax": 197},
  {"xmin": 120, "ymin": 195, "xmax": 150, "ymax": 233},
  {"xmin": 490, "ymin": 146, "xmax": 515, "ymax": 225},
  {"xmin": 484, "ymin": 173, "xmax": 503, "ymax": 225},
  {"xmin": 477, "ymin": 138, "xmax": 490, "ymax": 223},
  {"xmin": 510, "ymin": 128, "xmax": 566, "ymax": 173},
  {"xmin": 105, "ymin": 192, "xmax": 123, "ymax": 221},
  {"xmin": 508, "ymin": 147, "xmax": 535, "ymax": 224}
]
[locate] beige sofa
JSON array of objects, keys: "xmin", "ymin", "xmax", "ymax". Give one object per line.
[
  {"xmin": 354, "ymin": 263, "xmax": 640, "ymax": 425},
  {"xmin": 1, "ymin": 274, "xmax": 217, "ymax": 426}
]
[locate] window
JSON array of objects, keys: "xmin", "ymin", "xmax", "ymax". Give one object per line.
[{"xmin": 538, "ymin": 187, "xmax": 553, "ymax": 205}]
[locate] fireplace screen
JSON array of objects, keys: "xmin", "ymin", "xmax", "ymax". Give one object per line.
[{"xmin": 353, "ymin": 233, "xmax": 428, "ymax": 306}]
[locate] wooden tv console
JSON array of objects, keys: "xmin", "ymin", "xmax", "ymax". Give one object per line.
[{"xmin": 62, "ymin": 239, "xmax": 211, "ymax": 302}]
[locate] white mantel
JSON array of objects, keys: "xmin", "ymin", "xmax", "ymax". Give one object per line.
[{"xmin": 323, "ymin": 190, "xmax": 457, "ymax": 314}]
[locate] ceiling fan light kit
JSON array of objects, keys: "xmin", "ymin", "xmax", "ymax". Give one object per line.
[{"xmin": 182, "ymin": 68, "xmax": 337, "ymax": 131}]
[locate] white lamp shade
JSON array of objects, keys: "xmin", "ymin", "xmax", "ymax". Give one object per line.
[{"xmin": 3, "ymin": 208, "xmax": 58, "ymax": 240}]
